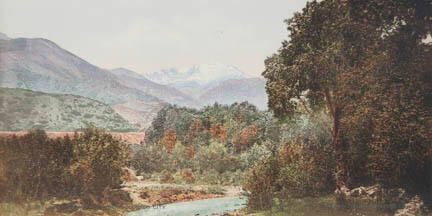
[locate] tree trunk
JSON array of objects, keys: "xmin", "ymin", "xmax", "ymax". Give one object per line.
[
  {"xmin": 333, "ymin": 107, "xmax": 347, "ymax": 188},
  {"xmin": 333, "ymin": 106, "xmax": 349, "ymax": 206},
  {"xmin": 324, "ymin": 90, "xmax": 349, "ymax": 204}
]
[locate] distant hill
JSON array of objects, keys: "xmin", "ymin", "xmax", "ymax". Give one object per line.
[
  {"xmin": 197, "ymin": 78, "xmax": 268, "ymax": 110},
  {"xmin": 111, "ymin": 100, "xmax": 168, "ymax": 131},
  {"xmin": 0, "ymin": 88, "xmax": 138, "ymax": 132},
  {"xmin": 111, "ymin": 68, "xmax": 199, "ymax": 107},
  {"xmin": 0, "ymin": 36, "xmax": 159, "ymax": 105}
]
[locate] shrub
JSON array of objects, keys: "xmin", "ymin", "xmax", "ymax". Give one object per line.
[
  {"xmin": 243, "ymin": 156, "xmax": 279, "ymax": 211},
  {"xmin": 0, "ymin": 129, "xmax": 74, "ymax": 202},
  {"xmin": 69, "ymin": 126, "xmax": 129, "ymax": 204},
  {"xmin": 198, "ymin": 169, "xmax": 221, "ymax": 185},
  {"xmin": 161, "ymin": 170, "xmax": 174, "ymax": 183},
  {"xmin": 0, "ymin": 126, "xmax": 129, "ymax": 206},
  {"xmin": 244, "ymin": 114, "xmax": 335, "ymax": 211},
  {"xmin": 277, "ymin": 141, "xmax": 334, "ymax": 198},
  {"xmin": 180, "ymin": 169, "xmax": 196, "ymax": 184},
  {"xmin": 131, "ymin": 144, "xmax": 169, "ymax": 176}
]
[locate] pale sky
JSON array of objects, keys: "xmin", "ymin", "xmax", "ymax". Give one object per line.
[{"xmin": 0, "ymin": 0, "xmax": 309, "ymax": 77}]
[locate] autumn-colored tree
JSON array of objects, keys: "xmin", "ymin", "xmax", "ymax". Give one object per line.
[
  {"xmin": 184, "ymin": 145, "xmax": 195, "ymax": 159},
  {"xmin": 70, "ymin": 126, "xmax": 129, "ymax": 206},
  {"xmin": 186, "ymin": 119, "xmax": 203, "ymax": 143},
  {"xmin": 209, "ymin": 124, "xmax": 228, "ymax": 143},
  {"xmin": 233, "ymin": 124, "xmax": 259, "ymax": 152},
  {"xmin": 161, "ymin": 130, "xmax": 177, "ymax": 153}
]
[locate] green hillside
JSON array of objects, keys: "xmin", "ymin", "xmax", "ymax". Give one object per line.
[{"xmin": 0, "ymin": 88, "xmax": 138, "ymax": 132}]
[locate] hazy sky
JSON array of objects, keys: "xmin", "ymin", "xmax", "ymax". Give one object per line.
[{"xmin": 0, "ymin": 0, "xmax": 309, "ymax": 77}]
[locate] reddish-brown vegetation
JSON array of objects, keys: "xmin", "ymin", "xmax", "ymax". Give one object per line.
[
  {"xmin": 161, "ymin": 130, "xmax": 177, "ymax": 153},
  {"xmin": 209, "ymin": 124, "xmax": 227, "ymax": 143},
  {"xmin": 0, "ymin": 131, "xmax": 145, "ymax": 145},
  {"xmin": 233, "ymin": 125, "xmax": 259, "ymax": 152},
  {"xmin": 139, "ymin": 188, "xmax": 222, "ymax": 206},
  {"xmin": 186, "ymin": 120, "xmax": 203, "ymax": 142},
  {"xmin": 180, "ymin": 168, "xmax": 196, "ymax": 184}
]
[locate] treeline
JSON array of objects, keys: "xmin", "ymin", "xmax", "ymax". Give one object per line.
[{"xmin": 0, "ymin": 126, "xmax": 129, "ymax": 207}]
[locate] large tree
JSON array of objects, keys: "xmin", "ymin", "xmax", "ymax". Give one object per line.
[{"xmin": 263, "ymin": 0, "xmax": 432, "ymax": 195}]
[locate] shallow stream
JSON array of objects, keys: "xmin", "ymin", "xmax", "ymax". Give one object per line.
[{"xmin": 126, "ymin": 196, "xmax": 247, "ymax": 216}]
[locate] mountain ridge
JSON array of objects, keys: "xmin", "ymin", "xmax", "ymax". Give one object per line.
[{"xmin": 0, "ymin": 37, "xmax": 159, "ymax": 105}]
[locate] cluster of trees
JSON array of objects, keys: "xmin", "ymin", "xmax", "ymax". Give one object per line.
[
  {"xmin": 249, "ymin": 0, "xmax": 431, "ymax": 211},
  {"xmin": 0, "ymin": 126, "xmax": 129, "ymax": 207},
  {"xmin": 131, "ymin": 102, "xmax": 281, "ymax": 185}
]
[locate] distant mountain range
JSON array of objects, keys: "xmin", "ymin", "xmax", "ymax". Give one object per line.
[
  {"xmin": 144, "ymin": 63, "xmax": 249, "ymax": 86},
  {"xmin": 141, "ymin": 64, "xmax": 268, "ymax": 109},
  {"xmin": 0, "ymin": 33, "xmax": 268, "ymax": 131},
  {"xmin": 111, "ymin": 66, "xmax": 269, "ymax": 110},
  {"xmin": 0, "ymin": 88, "xmax": 137, "ymax": 132}
]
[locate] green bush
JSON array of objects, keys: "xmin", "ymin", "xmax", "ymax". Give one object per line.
[{"xmin": 243, "ymin": 114, "xmax": 335, "ymax": 211}]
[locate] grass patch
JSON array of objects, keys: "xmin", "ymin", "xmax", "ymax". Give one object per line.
[
  {"xmin": 250, "ymin": 196, "xmax": 394, "ymax": 216},
  {"xmin": 0, "ymin": 202, "xmax": 44, "ymax": 216}
]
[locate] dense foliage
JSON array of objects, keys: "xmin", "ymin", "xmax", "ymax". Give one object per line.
[
  {"xmin": 258, "ymin": 0, "xmax": 432, "ymax": 210},
  {"xmin": 244, "ymin": 114, "xmax": 335, "ymax": 210},
  {"xmin": 132, "ymin": 102, "xmax": 280, "ymax": 185},
  {"xmin": 131, "ymin": 102, "xmax": 338, "ymax": 211},
  {"xmin": 0, "ymin": 126, "xmax": 129, "ymax": 207}
]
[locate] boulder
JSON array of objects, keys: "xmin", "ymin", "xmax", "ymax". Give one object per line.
[{"xmin": 394, "ymin": 195, "xmax": 424, "ymax": 216}]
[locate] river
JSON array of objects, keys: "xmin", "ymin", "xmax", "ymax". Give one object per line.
[{"xmin": 126, "ymin": 196, "xmax": 247, "ymax": 216}]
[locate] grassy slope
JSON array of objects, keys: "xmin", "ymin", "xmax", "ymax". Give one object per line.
[{"xmin": 0, "ymin": 88, "xmax": 137, "ymax": 132}]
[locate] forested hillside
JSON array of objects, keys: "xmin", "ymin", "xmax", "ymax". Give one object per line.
[{"xmin": 0, "ymin": 88, "xmax": 137, "ymax": 132}]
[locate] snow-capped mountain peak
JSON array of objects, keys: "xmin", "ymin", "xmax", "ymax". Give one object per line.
[{"xmin": 145, "ymin": 63, "xmax": 250, "ymax": 86}]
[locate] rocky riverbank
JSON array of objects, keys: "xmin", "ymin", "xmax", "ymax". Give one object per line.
[{"xmin": 0, "ymin": 180, "xmax": 244, "ymax": 216}]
